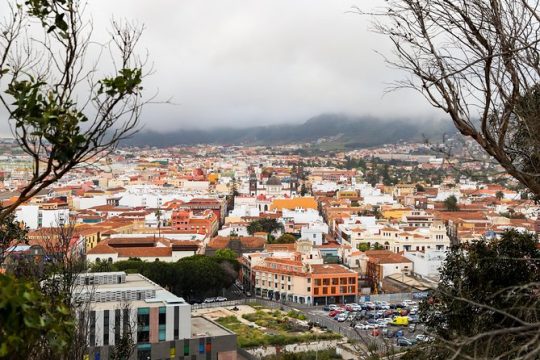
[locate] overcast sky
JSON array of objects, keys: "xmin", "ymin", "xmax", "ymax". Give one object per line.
[{"xmin": 1, "ymin": 0, "xmax": 440, "ymax": 135}]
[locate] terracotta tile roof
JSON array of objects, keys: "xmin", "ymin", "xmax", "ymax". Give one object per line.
[
  {"xmin": 116, "ymin": 247, "xmax": 172, "ymax": 257},
  {"xmin": 310, "ymin": 264, "xmax": 356, "ymax": 275},
  {"xmin": 265, "ymin": 243, "xmax": 296, "ymax": 251},
  {"xmin": 207, "ymin": 236, "xmax": 266, "ymax": 249}
]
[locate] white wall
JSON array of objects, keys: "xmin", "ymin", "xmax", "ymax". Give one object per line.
[
  {"xmin": 41, "ymin": 209, "xmax": 69, "ymax": 228},
  {"xmin": 16, "ymin": 205, "xmax": 39, "ymax": 229},
  {"xmin": 74, "ymin": 195, "xmax": 108, "ymax": 210}
]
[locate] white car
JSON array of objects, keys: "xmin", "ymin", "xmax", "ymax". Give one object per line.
[
  {"xmin": 328, "ymin": 304, "xmax": 339, "ymax": 311},
  {"xmin": 336, "ymin": 314, "xmax": 348, "ymax": 322},
  {"xmin": 416, "ymin": 334, "xmax": 434, "ymax": 342},
  {"xmin": 215, "ymin": 297, "xmax": 228, "ymax": 302},
  {"xmin": 355, "ymin": 324, "xmax": 369, "ymax": 330},
  {"xmin": 355, "ymin": 324, "xmax": 375, "ymax": 330}
]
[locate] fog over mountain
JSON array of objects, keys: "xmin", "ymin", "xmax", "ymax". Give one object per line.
[{"xmin": 125, "ymin": 114, "xmax": 455, "ymax": 148}]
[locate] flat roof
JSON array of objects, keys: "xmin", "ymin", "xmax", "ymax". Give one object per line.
[
  {"xmin": 76, "ymin": 273, "xmax": 188, "ymax": 309},
  {"xmin": 191, "ymin": 316, "xmax": 233, "ymax": 338}
]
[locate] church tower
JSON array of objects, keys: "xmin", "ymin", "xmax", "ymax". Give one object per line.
[{"xmin": 249, "ymin": 172, "xmax": 258, "ymax": 196}]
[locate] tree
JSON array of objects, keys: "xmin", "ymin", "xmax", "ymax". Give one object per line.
[
  {"xmin": 419, "ymin": 230, "xmax": 540, "ymax": 359},
  {"xmin": 215, "ymin": 248, "xmax": 238, "ymax": 261},
  {"xmin": 0, "ymin": 273, "xmax": 74, "ymax": 359},
  {"xmin": 247, "ymin": 218, "xmax": 284, "ymax": 235},
  {"xmin": 109, "ymin": 302, "xmax": 136, "ymax": 360},
  {"xmin": 358, "ymin": 243, "xmax": 370, "ymax": 252},
  {"xmin": 443, "ymin": 195, "xmax": 459, "ymax": 212},
  {"xmin": 0, "ymin": 0, "xmax": 147, "ymax": 222},
  {"xmin": 415, "ymin": 184, "xmax": 425, "ymax": 193},
  {"xmin": 300, "ymin": 183, "xmax": 308, "ymax": 196},
  {"xmin": 495, "ymin": 190, "xmax": 505, "ymax": 200},
  {"xmin": 369, "ymin": 0, "xmax": 540, "ymax": 197},
  {"xmin": 273, "ymin": 233, "xmax": 297, "ymax": 244}
]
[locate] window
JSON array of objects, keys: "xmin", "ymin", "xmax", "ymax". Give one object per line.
[
  {"xmin": 137, "ymin": 307, "xmax": 150, "ymax": 343},
  {"xmin": 183, "ymin": 339, "xmax": 190, "ymax": 356},
  {"xmin": 103, "ymin": 310, "xmax": 110, "ymax": 345},
  {"xmin": 159, "ymin": 307, "xmax": 166, "ymax": 341},
  {"xmin": 174, "ymin": 307, "xmax": 179, "ymax": 339},
  {"xmin": 199, "ymin": 338, "xmax": 205, "ymax": 354},
  {"xmin": 288, "ymin": 285, "xmax": 291, "ymax": 290},
  {"xmin": 114, "ymin": 309, "xmax": 121, "ymax": 344},
  {"xmin": 307, "ymin": 287, "xmax": 311, "ymax": 292},
  {"xmin": 89, "ymin": 311, "xmax": 96, "ymax": 346}
]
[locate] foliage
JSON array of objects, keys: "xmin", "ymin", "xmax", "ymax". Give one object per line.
[
  {"xmin": 358, "ymin": 242, "xmax": 385, "ymax": 252},
  {"xmin": 270, "ymin": 233, "xmax": 297, "ymax": 244},
  {"xmin": 98, "ymin": 255, "xmax": 237, "ymax": 301},
  {"xmin": 286, "ymin": 310, "xmax": 307, "ymax": 321},
  {"xmin": 247, "ymin": 218, "xmax": 284, "ymax": 235},
  {"xmin": 495, "ymin": 191, "xmax": 505, "ymax": 200},
  {"xmin": 443, "ymin": 195, "xmax": 459, "ymax": 212},
  {"xmin": 215, "ymin": 248, "xmax": 238, "ymax": 261},
  {"xmin": 262, "ymin": 349, "xmax": 343, "ymax": 360},
  {"xmin": 419, "ymin": 230, "xmax": 540, "ymax": 359},
  {"xmin": 0, "ymin": 0, "xmax": 146, "ymax": 222},
  {"xmin": 0, "ymin": 274, "xmax": 73, "ymax": 359},
  {"xmin": 0, "ymin": 214, "xmax": 28, "ymax": 266},
  {"xmin": 371, "ymin": 0, "xmax": 540, "ymax": 196},
  {"xmin": 217, "ymin": 308, "xmax": 341, "ymax": 348}
]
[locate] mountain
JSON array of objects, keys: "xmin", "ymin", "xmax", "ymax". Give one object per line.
[{"xmin": 125, "ymin": 114, "xmax": 456, "ymax": 148}]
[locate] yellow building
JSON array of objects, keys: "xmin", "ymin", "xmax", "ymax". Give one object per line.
[{"xmin": 270, "ymin": 197, "xmax": 318, "ymax": 211}]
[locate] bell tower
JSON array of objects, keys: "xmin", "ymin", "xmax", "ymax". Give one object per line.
[{"xmin": 249, "ymin": 172, "xmax": 257, "ymax": 196}]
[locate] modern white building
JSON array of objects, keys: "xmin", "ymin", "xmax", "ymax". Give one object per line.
[
  {"xmin": 404, "ymin": 250, "xmax": 446, "ymax": 280},
  {"xmin": 76, "ymin": 272, "xmax": 237, "ymax": 360},
  {"xmin": 300, "ymin": 222, "xmax": 328, "ymax": 246},
  {"xmin": 15, "ymin": 205, "xmax": 69, "ymax": 229}
]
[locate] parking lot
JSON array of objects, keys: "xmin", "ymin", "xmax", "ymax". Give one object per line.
[{"xmin": 303, "ymin": 301, "xmax": 429, "ymax": 349}]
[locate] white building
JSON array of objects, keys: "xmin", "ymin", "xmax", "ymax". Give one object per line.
[
  {"xmin": 404, "ymin": 250, "xmax": 446, "ymax": 280},
  {"xmin": 74, "ymin": 272, "xmax": 237, "ymax": 360},
  {"xmin": 300, "ymin": 222, "xmax": 328, "ymax": 246},
  {"xmin": 16, "ymin": 205, "xmax": 69, "ymax": 229}
]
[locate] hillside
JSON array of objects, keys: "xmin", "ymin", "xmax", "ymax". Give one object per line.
[{"xmin": 125, "ymin": 114, "xmax": 455, "ymax": 148}]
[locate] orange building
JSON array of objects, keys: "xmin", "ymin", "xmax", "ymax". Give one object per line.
[
  {"xmin": 171, "ymin": 209, "xmax": 219, "ymax": 236},
  {"xmin": 311, "ymin": 264, "xmax": 358, "ymax": 305}
]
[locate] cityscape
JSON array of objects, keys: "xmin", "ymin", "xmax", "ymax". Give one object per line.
[{"xmin": 0, "ymin": 1, "xmax": 539, "ymax": 360}]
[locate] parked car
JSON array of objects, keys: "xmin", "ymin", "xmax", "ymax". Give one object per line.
[
  {"xmin": 336, "ymin": 313, "xmax": 348, "ymax": 322},
  {"xmin": 215, "ymin": 297, "xmax": 228, "ymax": 302},
  {"xmin": 364, "ymin": 302, "xmax": 376, "ymax": 310},
  {"xmin": 323, "ymin": 305, "xmax": 331, "ymax": 311},
  {"xmin": 397, "ymin": 338, "xmax": 415, "ymax": 347},
  {"xmin": 415, "ymin": 334, "xmax": 435, "ymax": 342},
  {"xmin": 329, "ymin": 309, "xmax": 343, "ymax": 317},
  {"xmin": 355, "ymin": 324, "xmax": 368, "ymax": 330},
  {"xmin": 328, "ymin": 304, "xmax": 339, "ymax": 311},
  {"xmin": 203, "ymin": 297, "xmax": 216, "ymax": 303},
  {"xmin": 245, "ymin": 291, "xmax": 252, "ymax": 297}
]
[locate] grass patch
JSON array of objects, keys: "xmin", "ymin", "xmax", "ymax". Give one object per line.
[
  {"xmin": 217, "ymin": 307, "xmax": 341, "ymax": 348},
  {"xmin": 262, "ymin": 348, "xmax": 343, "ymax": 360}
]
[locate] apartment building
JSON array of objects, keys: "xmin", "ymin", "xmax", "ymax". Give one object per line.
[
  {"xmin": 248, "ymin": 243, "xmax": 358, "ymax": 305},
  {"xmin": 76, "ymin": 272, "xmax": 236, "ymax": 360},
  {"xmin": 171, "ymin": 209, "xmax": 219, "ymax": 236}
]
